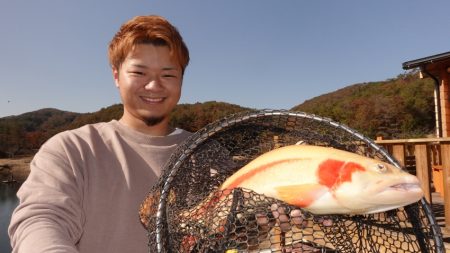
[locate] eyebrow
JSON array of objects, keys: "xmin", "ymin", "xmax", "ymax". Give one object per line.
[
  {"xmin": 162, "ymin": 67, "xmax": 178, "ymax": 71},
  {"xmin": 130, "ymin": 64, "xmax": 147, "ymax": 69}
]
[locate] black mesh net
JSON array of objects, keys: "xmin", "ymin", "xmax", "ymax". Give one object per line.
[{"xmin": 140, "ymin": 110, "xmax": 444, "ymax": 253}]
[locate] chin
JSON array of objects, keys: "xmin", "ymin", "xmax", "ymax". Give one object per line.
[{"xmin": 138, "ymin": 112, "xmax": 168, "ymax": 126}]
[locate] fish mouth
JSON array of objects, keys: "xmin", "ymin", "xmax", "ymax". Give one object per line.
[
  {"xmin": 388, "ymin": 183, "xmax": 422, "ymax": 191},
  {"xmin": 366, "ymin": 181, "xmax": 424, "ymax": 205},
  {"xmin": 336, "ymin": 180, "xmax": 424, "ymax": 214}
]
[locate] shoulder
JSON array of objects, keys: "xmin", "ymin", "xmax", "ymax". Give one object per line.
[
  {"xmin": 169, "ymin": 128, "xmax": 194, "ymax": 145},
  {"xmin": 173, "ymin": 128, "xmax": 193, "ymax": 141},
  {"xmin": 41, "ymin": 121, "xmax": 119, "ymax": 151}
]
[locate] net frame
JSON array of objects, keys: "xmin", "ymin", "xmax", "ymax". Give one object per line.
[{"xmin": 148, "ymin": 109, "xmax": 444, "ymax": 253}]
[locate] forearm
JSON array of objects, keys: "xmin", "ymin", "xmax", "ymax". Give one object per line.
[
  {"xmin": 10, "ymin": 216, "xmax": 79, "ymax": 253},
  {"xmin": 9, "ymin": 141, "xmax": 84, "ymax": 253}
]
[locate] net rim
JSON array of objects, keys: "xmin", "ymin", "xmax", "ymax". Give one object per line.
[{"xmin": 153, "ymin": 109, "xmax": 443, "ymax": 253}]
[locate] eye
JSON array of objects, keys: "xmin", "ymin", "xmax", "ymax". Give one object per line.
[
  {"xmin": 374, "ymin": 163, "xmax": 387, "ymax": 173},
  {"xmin": 129, "ymin": 71, "xmax": 144, "ymax": 76}
]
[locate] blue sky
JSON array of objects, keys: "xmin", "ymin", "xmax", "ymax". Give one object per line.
[{"xmin": 1, "ymin": 0, "xmax": 450, "ymax": 117}]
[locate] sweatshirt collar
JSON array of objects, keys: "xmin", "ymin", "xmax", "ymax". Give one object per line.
[{"xmin": 111, "ymin": 120, "xmax": 190, "ymax": 146}]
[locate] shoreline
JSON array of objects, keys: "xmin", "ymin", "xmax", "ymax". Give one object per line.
[{"xmin": 0, "ymin": 156, "xmax": 33, "ymax": 184}]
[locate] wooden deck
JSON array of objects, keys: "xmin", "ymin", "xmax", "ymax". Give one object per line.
[{"xmin": 375, "ymin": 138, "xmax": 450, "ymax": 252}]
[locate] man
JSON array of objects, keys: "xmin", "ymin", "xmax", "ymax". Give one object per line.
[{"xmin": 9, "ymin": 15, "xmax": 192, "ymax": 253}]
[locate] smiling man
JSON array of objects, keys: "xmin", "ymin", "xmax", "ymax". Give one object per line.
[
  {"xmin": 110, "ymin": 21, "xmax": 188, "ymax": 135},
  {"xmin": 115, "ymin": 44, "xmax": 182, "ymax": 134},
  {"xmin": 9, "ymin": 15, "xmax": 192, "ymax": 253}
]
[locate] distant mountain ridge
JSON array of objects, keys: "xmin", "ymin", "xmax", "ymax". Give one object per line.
[{"xmin": 0, "ymin": 71, "xmax": 436, "ymax": 157}]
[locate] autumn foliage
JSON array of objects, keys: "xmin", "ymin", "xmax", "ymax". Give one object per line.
[{"xmin": 291, "ymin": 71, "xmax": 435, "ymax": 139}]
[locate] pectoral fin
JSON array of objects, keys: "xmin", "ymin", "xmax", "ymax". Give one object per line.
[{"xmin": 275, "ymin": 184, "xmax": 328, "ymax": 208}]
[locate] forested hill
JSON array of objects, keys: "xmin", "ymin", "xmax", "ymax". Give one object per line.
[
  {"xmin": 0, "ymin": 101, "xmax": 250, "ymax": 157},
  {"xmin": 291, "ymin": 71, "xmax": 435, "ymax": 139},
  {"xmin": 0, "ymin": 71, "xmax": 437, "ymax": 157}
]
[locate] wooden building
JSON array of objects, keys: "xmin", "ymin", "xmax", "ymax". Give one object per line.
[
  {"xmin": 402, "ymin": 51, "xmax": 450, "ymax": 137},
  {"xmin": 401, "ymin": 51, "xmax": 450, "ymax": 233}
]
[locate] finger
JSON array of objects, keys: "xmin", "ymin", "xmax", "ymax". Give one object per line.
[
  {"xmin": 278, "ymin": 221, "xmax": 291, "ymax": 232},
  {"xmin": 315, "ymin": 217, "xmax": 333, "ymax": 227},
  {"xmin": 270, "ymin": 203, "xmax": 280, "ymax": 218},
  {"xmin": 322, "ymin": 218, "xmax": 333, "ymax": 227},
  {"xmin": 255, "ymin": 213, "xmax": 270, "ymax": 226},
  {"xmin": 289, "ymin": 209, "xmax": 304, "ymax": 226},
  {"xmin": 271, "ymin": 204, "xmax": 289, "ymax": 220}
]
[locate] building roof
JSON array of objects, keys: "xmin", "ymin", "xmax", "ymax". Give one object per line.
[{"xmin": 402, "ymin": 51, "xmax": 450, "ymax": 70}]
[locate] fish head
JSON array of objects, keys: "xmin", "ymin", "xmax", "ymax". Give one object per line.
[{"xmin": 319, "ymin": 157, "xmax": 424, "ymax": 214}]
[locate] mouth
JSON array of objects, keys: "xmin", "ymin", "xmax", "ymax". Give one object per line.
[
  {"xmin": 371, "ymin": 181, "xmax": 423, "ymax": 197},
  {"xmin": 373, "ymin": 182, "xmax": 424, "ymax": 203},
  {"xmin": 358, "ymin": 182, "xmax": 424, "ymax": 208},
  {"xmin": 140, "ymin": 96, "xmax": 165, "ymax": 103},
  {"xmin": 388, "ymin": 183, "xmax": 422, "ymax": 192}
]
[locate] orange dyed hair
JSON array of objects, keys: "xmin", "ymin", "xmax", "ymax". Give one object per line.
[{"xmin": 108, "ymin": 15, "xmax": 190, "ymax": 74}]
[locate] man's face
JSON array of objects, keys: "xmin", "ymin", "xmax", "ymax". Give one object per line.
[{"xmin": 113, "ymin": 44, "xmax": 182, "ymax": 129}]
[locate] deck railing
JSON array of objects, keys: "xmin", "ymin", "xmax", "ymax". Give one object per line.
[{"xmin": 375, "ymin": 137, "xmax": 450, "ymax": 230}]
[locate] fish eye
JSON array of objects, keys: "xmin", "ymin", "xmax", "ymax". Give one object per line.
[{"xmin": 374, "ymin": 163, "xmax": 387, "ymax": 173}]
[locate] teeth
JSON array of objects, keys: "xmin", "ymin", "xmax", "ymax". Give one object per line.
[{"xmin": 142, "ymin": 97, "xmax": 164, "ymax": 102}]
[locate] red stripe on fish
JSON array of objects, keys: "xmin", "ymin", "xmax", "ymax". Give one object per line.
[
  {"xmin": 317, "ymin": 159, "xmax": 365, "ymax": 189},
  {"xmin": 224, "ymin": 159, "xmax": 300, "ymax": 190},
  {"xmin": 341, "ymin": 161, "xmax": 366, "ymax": 183},
  {"xmin": 317, "ymin": 159, "xmax": 345, "ymax": 188}
]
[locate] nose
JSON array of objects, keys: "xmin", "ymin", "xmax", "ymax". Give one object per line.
[{"xmin": 144, "ymin": 78, "xmax": 163, "ymax": 91}]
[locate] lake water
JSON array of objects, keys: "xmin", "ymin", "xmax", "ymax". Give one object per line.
[{"xmin": 0, "ymin": 183, "xmax": 20, "ymax": 253}]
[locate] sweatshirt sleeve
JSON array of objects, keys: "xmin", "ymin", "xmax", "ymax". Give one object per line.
[{"xmin": 8, "ymin": 135, "xmax": 85, "ymax": 253}]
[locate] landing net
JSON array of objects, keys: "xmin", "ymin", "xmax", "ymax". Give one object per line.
[{"xmin": 140, "ymin": 110, "xmax": 444, "ymax": 253}]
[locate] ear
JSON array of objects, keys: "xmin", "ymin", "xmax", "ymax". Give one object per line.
[{"xmin": 112, "ymin": 68, "xmax": 120, "ymax": 88}]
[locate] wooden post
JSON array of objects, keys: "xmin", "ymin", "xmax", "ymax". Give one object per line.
[
  {"xmin": 439, "ymin": 142, "xmax": 450, "ymax": 231},
  {"xmin": 414, "ymin": 144, "xmax": 431, "ymax": 203},
  {"xmin": 440, "ymin": 68, "xmax": 450, "ymax": 137},
  {"xmin": 392, "ymin": 144, "xmax": 406, "ymax": 167}
]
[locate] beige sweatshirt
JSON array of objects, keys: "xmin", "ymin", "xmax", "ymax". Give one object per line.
[{"xmin": 8, "ymin": 120, "xmax": 192, "ymax": 253}]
